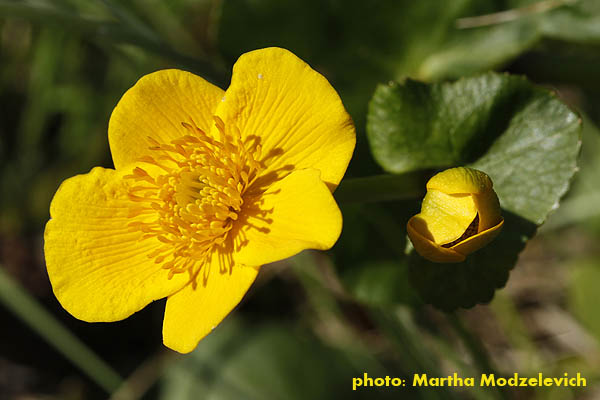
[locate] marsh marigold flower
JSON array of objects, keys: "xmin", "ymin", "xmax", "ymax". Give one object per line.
[
  {"xmin": 407, "ymin": 167, "xmax": 503, "ymax": 263},
  {"xmin": 44, "ymin": 48, "xmax": 356, "ymax": 353}
]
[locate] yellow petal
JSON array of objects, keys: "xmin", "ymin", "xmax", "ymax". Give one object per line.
[
  {"xmin": 108, "ymin": 69, "xmax": 224, "ymax": 169},
  {"xmin": 44, "ymin": 167, "xmax": 189, "ymax": 322},
  {"xmin": 419, "ymin": 190, "xmax": 477, "ymax": 245},
  {"xmin": 407, "ymin": 216, "xmax": 465, "ymax": 263},
  {"xmin": 427, "ymin": 167, "xmax": 492, "ymax": 195},
  {"xmin": 473, "ymin": 189, "xmax": 502, "ymax": 232},
  {"xmin": 451, "ymin": 218, "xmax": 504, "ymax": 256},
  {"xmin": 214, "ymin": 47, "xmax": 355, "ymax": 190},
  {"xmin": 162, "ymin": 250, "xmax": 258, "ymax": 353},
  {"xmin": 232, "ymin": 169, "xmax": 342, "ymax": 267}
]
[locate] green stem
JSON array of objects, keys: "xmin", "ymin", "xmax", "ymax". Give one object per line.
[
  {"xmin": 0, "ymin": 266, "xmax": 123, "ymax": 394},
  {"xmin": 334, "ymin": 173, "xmax": 424, "ymax": 204}
]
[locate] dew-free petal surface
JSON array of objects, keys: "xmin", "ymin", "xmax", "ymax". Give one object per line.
[
  {"xmin": 427, "ymin": 167, "xmax": 492, "ymax": 195},
  {"xmin": 44, "ymin": 167, "xmax": 189, "ymax": 322},
  {"xmin": 162, "ymin": 258, "xmax": 258, "ymax": 354},
  {"xmin": 418, "ymin": 190, "xmax": 477, "ymax": 245},
  {"xmin": 109, "ymin": 69, "xmax": 224, "ymax": 169},
  {"xmin": 214, "ymin": 47, "xmax": 355, "ymax": 189},
  {"xmin": 472, "ymin": 189, "xmax": 502, "ymax": 232},
  {"xmin": 406, "ymin": 217, "xmax": 465, "ymax": 263},
  {"xmin": 232, "ymin": 169, "xmax": 342, "ymax": 267}
]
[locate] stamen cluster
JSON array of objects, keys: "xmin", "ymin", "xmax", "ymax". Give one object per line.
[{"xmin": 124, "ymin": 117, "xmax": 262, "ymax": 283}]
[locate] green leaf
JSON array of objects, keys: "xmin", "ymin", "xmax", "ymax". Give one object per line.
[
  {"xmin": 538, "ymin": 0, "xmax": 600, "ymax": 44},
  {"xmin": 470, "ymin": 92, "xmax": 581, "ymax": 225},
  {"xmin": 369, "ymin": 74, "xmax": 528, "ymax": 175},
  {"xmin": 161, "ymin": 319, "xmax": 378, "ymax": 400},
  {"xmin": 368, "ymin": 72, "xmax": 581, "ymax": 223},
  {"xmin": 367, "ymin": 72, "xmax": 581, "ymax": 310},
  {"xmin": 542, "ymin": 114, "xmax": 600, "ymax": 231},
  {"xmin": 217, "ymin": 0, "xmax": 600, "ymax": 88},
  {"xmin": 418, "ymin": 20, "xmax": 540, "ymax": 81},
  {"xmin": 420, "ymin": 0, "xmax": 600, "ymax": 80}
]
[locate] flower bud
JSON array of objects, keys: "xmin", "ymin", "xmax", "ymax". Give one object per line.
[{"xmin": 407, "ymin": 167, "xmax": 503, "ymax": 263}]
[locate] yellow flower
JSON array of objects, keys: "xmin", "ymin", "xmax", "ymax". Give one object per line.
[
  {"xmin": 407, "ymin": 167, "xmax": 503, "ymax": 263},
  {"xmin": 44, "ymin": 48, "xmax": 355, "ymax": 353}
]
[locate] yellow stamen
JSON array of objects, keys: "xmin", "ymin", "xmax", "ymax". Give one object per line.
[{"xmin": 124, "ymin": 118, "xmax": 262, "ymax": 282}]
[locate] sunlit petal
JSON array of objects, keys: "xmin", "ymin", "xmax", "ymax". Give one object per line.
[
  {"xmin": 214, "ymin": 47, "xmax": 355, "ymax": 190},
  {"xmin": 45, "ymin": 167, "xmax": 189, "ymax": 322},
  {"xmin": 109, "ymin": 69, "xmax": 224, "ymax": 169}
]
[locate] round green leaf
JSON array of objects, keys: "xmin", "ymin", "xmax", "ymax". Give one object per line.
[
  {"xmin": 367, "ymin": 72, "xmax": 581, "ymax": 310},
  {"xmin": 368, "ymin": 72, "xmax": 581, "ymax": 223}
]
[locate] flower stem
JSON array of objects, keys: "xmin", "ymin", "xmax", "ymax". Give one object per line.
[{"xmin": 334, "ymin": 172, "xmax": 425, "ymax": 204}]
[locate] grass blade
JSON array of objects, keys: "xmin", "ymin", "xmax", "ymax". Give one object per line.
[{"xmin": 0, "ymin": 266, "xmax": 123, "ymax": 393}]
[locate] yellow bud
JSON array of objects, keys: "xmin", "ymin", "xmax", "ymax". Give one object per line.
[{"xmin": 407, "ymin": 167, "xmax": 504, "ymax": 263}]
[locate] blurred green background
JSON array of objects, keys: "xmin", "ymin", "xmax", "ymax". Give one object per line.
[{"xmin": 2, "ymin": 0, "xmax": 600, "ymax": 399}]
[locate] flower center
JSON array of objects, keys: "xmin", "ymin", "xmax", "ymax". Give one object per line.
[{"xmin": 124, "ymin": 117, "xmax": 262, "ymax": 284}]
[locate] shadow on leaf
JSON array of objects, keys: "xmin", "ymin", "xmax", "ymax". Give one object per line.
[{"xmin": 408, "ymin": 210, "xmax": 536, "ymax": 311}]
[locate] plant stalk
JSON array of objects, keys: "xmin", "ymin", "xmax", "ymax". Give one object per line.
[{"xmin": 334, "ymin": 173, "xmax": 425, "ymax": 204}]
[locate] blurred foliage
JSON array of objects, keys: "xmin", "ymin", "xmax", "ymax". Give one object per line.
[
  {"xmin": 160, "ymin": 318, "xmax": 381, "ymax": 400},
  {"xmin": 569, "ymin": 259, "xmax": 600, "ymax": 344},
  {"xmin": 2, "ymin": 0, "xmax": 600, "ymax": 399}
]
